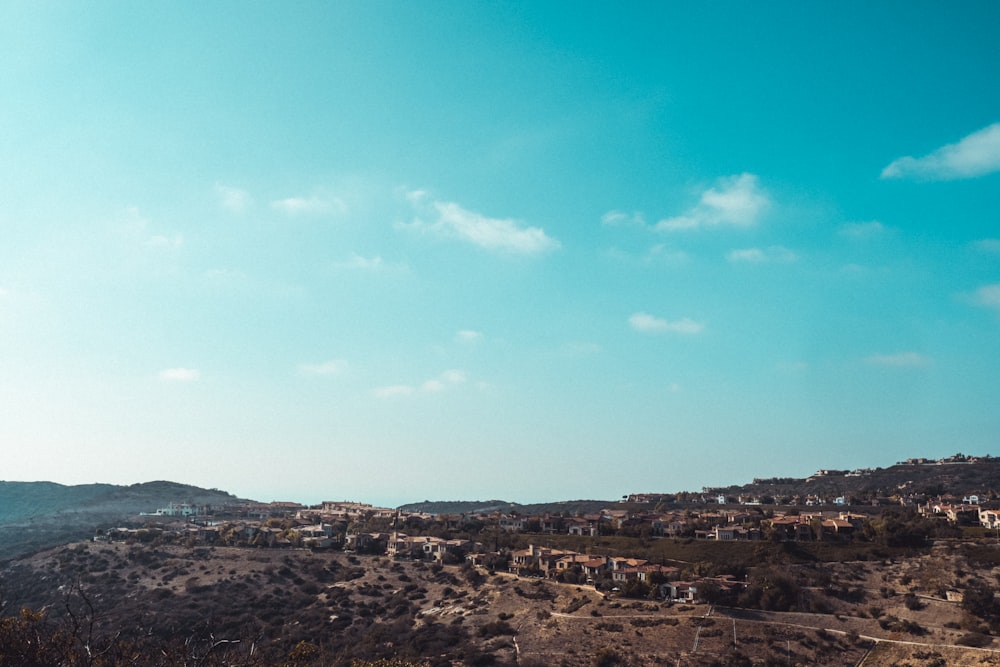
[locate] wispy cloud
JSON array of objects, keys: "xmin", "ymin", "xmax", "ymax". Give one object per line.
[
  {"xmin": 656, "ymin": 173, "xmax": 769, "ymax": 231},
  {"xmin": 403, "ymin": 194, "xmax": 559, "ymax": 256},
  {"xmin": 838, "ymin": 221, "xmax": 889, "ymax": 240},
  {"xmin": 455, "ymin": 329, "xmax": 483, "ymax": 343},
  {"xmin": 865, "ymin": 352, "xmax": 931, "ymax": 367},
  {"xmin": 159, "ymin": 367, "xmax": 200, "ymax": 381},
  {"xmin": 972, "ymin": 283, "xmax": 1000, "ymax": 312},
  {"xmin": 374, "ymin": 369, "xmax": 468, "ymax": 398},
  {"xmin": 271, "ymin": 195, "xmax": 346, "ymax": 216},
  {"xmin": 628, "ymin": 312, "xmax": 704, "ymax": 334},
  {"xmin": 298, "ymin": 359, "xmax": 348, "ymax": 376},
  {"xmin": 726, "ymin": 246, "xmax": 797, "ymax": 263},
  {"xmin": 881, "ymin": 123, "xmax": 1000, "ymax": 180},
  {"xmin": 601, "ymin": 210, "xmax": 646, "ymax": 227},
  {"xmin": 215, "ymin": 185, "xmax": 252, "ymax": 212}
]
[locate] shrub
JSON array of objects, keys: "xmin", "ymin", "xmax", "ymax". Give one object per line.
[
  {"xmin": 594, "ymin": 622, "xmax": 623, "ymax": 632},
  {"xmin": 477, "ymin": 620, "xmax": 516, "ymax": 638},
  {"xmin": 956, "ymin": 632, "xmax": 993, "ymax": 648}
]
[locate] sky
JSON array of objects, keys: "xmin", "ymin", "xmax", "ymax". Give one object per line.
[{"xmin": 2, "ymin": 2, "xmax": 999, "ymax": 507}]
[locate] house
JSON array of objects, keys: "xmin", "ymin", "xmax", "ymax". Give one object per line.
[
  {"xmin": 498, "ymin": 514, "xmax": 525, "ymax": 532},
  {"xmin": 713, "ymin": 526, "xmax": 739, "ymax": 541},
  {"xmin": 979, "ymin": 508, "xmax": 1000, "ymax": 530},
  {"xmin": 768, "ymin": 515, "xmax": 814, "ymax": 541},
  {"xmin": 554, "ymin": 553, "xmax": 592, "ymax": 575},
  {"xmin": 926, "ymin": 503, "xmax": 982, "ymax": 526},
  {"xmin": 566, "ymin": 518, "xmax": 597, "ymax": 537},
  {"xmin": 820, "ymin": 518, "xmax": 855, "ymax": 541},
  {"xmin": 538, "ymin": 515, "xmax": 564, "ymax": 534},
  {"xmin": 509, "ymin": 544, "xmax": 577, "ymax": 575},
  {"xmin": 650, "ymin": 514, "xmax": 686, "ymax": 538},
  {"xmin": 609, "ymin": 557, "xmax": 648, "ymax": 571},
  {"xmin": 345, "ymin": 532, "xmax": 389, "ymax": 553},
  {"xmin": 581, "ymin": 557, "xmax": 608, "ymax": 581},
  {"xmin": 299, "ymin": 523, "xmax": 337, "ymax": 548},
  {"xmin": 662, "ymin": 581, "xmax": 699, "ymax": 602},
  {"xmin": 612, "ymin": 567, "xmax": 642, "ymax": 583}
]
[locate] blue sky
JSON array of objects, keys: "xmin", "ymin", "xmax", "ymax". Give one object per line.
[{"xmin": 2, "ymin": 2, "xmax": 999, "ymax": 506}]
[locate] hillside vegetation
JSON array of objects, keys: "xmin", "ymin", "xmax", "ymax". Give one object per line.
[{"xmin": 2, "ymin": 539, "xmax": 1000, "ymax": 666}]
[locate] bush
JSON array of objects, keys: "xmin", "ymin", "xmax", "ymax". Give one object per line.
[
  {"xmin": 477, "ymin": 620, "xmax": 516, "ymax": 638},
  {"xmin": 956, "ymin": 632, "xmax": 993, "ymax": 648},
  {"xmin": 591, "ymin": 647, "xmax": 623, "ymax": 667},
  {"xmin": 594, "ymin": 622, "xmax": 623, "ymax": 632}
]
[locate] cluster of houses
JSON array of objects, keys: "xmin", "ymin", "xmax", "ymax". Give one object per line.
[
  {"xmin": 105, "ymin": 483, "xmax": 1000, "ymax": 558},
  {"xmin": 504, "ymin": 544, "xmax": 741, "ymax": 602},
  {"xmin": 919, "ymin": 496, "xmax": 1000, "ymax": 530}
]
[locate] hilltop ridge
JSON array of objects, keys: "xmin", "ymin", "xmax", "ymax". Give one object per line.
[{"xmin": 0, "ymin": 481, "xmax": 244, "ymax": 562}]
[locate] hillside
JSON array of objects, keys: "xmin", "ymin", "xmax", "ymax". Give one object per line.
[
  {"xmin": 1, "ymin": 539, "xmax": 998, "ymax": 666},
  {"xmin": 0, "ymin": 481, "xmax": 119, "ymax": 523},
  {"xmin": 0, "ymin": 481, "xmax": 244, "ymax": 562},
  {"xmin": 704, "ymin": 457, "xmax": 1000, "ymax": 503}
]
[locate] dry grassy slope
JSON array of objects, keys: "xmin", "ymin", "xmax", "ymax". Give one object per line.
[{"xmin": 2, "ymin": 541, "xmax": 1000, "ymax": 665}]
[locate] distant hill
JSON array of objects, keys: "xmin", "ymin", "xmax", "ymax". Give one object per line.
[
  {"xmin": 0, "ymin": 481, "xmax": 245, "ymax": 562},
  {"xmin": 700, "ymin": 456, "xmax": 1000, "ymax": 503},
  {"xmin": 0, "ymin": 482, "xmax": 119, "ymax": 524}
]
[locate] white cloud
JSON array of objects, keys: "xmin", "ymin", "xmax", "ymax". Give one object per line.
[
  {"xmin": 881, "ymin": 123, "xmax": 1000, "ymax": 180},
  {"xmin": 403, "ymin": 198, "xmax": 559, "ymax": 256},
  {"xmin": 215, "ymin": 185, "xmax": 252, "ymax": 212},
  {"xmin": 656, "ymin": 173, "xmax": 769, "ymax": 231},
  {"xmin": 298, "ymin": 359, "xmax": 348, "ymax": 376},
  {"xmin": 374, "ymin": 369, "xmax": 468, "ymax": 398},
  {"xmin": 628, "ymin": 312, "xmax": 704, "ymax": 334},
  {"xmin": 972, "ymin": 283, "xmax": 1000, "ymax": 312},
  {"xmin": 159, "ymin": 367, "xmax": 200, "ymax": 381},
  {"xmin": 601, "ymin": 210, "xmax": 646, "ymax": 227},
  {"xmin": 405, "ymin": 189, "xmax": 428, "ymax": 204},
  {"xmin": 440, "ymin": 369, "xmax": 467, "ymax": 384},
  {"xmin": 865, "ymin": 352, "xmax": 931, "ymax": 367},
  {"xmin": 972, "ymin": 238, "xmax": 1000, "ymax": 255},
  {"xmin": 455, "ymin": 329, "xmax": 482, "ymax": 343},
  {"xmin": 726, "ymin": 246, "xmax": 797, "ymax": 263},
  {"xmin": 838, "ymin": 221, "xmax": 889, "ymax": 240},
  {"xmin": 271, "ymin": 196, "xmax": 346, "ymax": 216}
]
